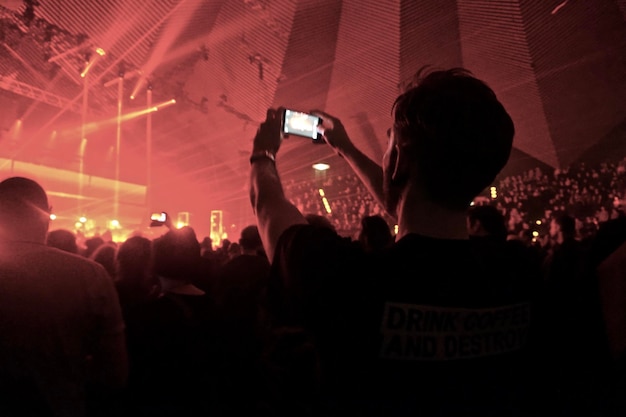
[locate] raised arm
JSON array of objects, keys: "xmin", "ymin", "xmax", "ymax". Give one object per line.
[
  {"xmin": 249, "ymin": 108, "xmax": 307, "ymax": 262},
  {"xmin": 312, "ymin": 110, "xmax": 387, "ymax": 215}
]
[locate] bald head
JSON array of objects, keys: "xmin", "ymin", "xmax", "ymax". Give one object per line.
[{"xmin": 0, "ymin": 177, "xmax": 50, "ymax": 242}]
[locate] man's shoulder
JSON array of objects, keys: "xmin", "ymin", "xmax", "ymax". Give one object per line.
[
  {"xmin": 41, "ymin": 245, "xmax": 106, "ymax": 270},
  {"xmin": 4, "ymin": 243, "xmax": 110, "ymax": 281},
  {"xmin": 277, "ymin": 224, "xmax": 365, "ymax": 258}
]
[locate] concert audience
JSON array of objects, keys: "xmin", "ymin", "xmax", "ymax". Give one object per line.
[
  {"xmin": 1, "ymin": 154, "xmax": 625, "ymax": 415},
  {"xmin": 2, "ymin": 90, "xmax": 626, "ymax": 417}
]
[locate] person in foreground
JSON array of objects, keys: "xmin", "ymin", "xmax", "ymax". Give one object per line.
[
  {"xmin": 249, "ymin": 68, "xmax": 546, "ymax": 416},
  {"xmin": 0, "ymin": 177, "xmax": 128, "ymax": 417}
]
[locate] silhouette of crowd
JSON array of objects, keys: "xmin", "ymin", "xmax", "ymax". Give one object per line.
[{"xmin": 1, "ymin": 66, "xmax": 625, "ymax": 417}]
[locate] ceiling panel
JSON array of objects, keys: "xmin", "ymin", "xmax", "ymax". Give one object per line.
[{"xmin": 0, "ymin": 0, "xmax": 625, "ymax": 235}]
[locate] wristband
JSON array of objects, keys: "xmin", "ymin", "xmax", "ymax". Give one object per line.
[{"xmin": 249, "ymin": 150, "xmax": 276, "ymax": 165}]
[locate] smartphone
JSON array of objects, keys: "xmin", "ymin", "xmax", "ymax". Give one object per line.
[
  {"xmin": 150, "ymin": 211, "xmax": 168, "ymax": 227},
  {"xmin": 282, "ymin": 109, "xmax": 322, "ymax": 141}
]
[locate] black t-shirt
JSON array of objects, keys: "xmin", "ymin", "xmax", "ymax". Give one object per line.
[{"xmin": 265, "ymin": 224, "xmax": 543, "ymax": 417}]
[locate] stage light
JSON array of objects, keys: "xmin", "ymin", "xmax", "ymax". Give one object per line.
[
  {"xmin": 79, "ymin": 216, "xmax": 87, "ymax": 223},
  {"xmin": 313, "ymin": 163, "xmax": 330, "ymax": 171},
  {"xmin": 148, "ymin": 98, "xmax": 177, "ymax": 113},
  {"xmin": 95, "ymin": 47, "xmax": 106, "ymax": 56},
  {"xmin": 322, "ymin": 197, "xmax": 332, "ymax": 214},
  {"xmin": 130, "ymin": 76, "xmax": 147, "ymax": 102},
  {"xmin": 49, "ymin": 213, "xmax": 57, "ymax": 220},
  {"xmin": 319, "ymin": 189, "xmax": 331, "ymax": 213},
  {"xmin": 110, "ymin": 219, "xmax": 120, "ymax": 228},
  {"xmin": 80, "ymin": 53, "xmax": 103, "ymax": 78}
]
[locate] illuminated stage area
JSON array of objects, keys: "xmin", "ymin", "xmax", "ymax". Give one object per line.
[{"xmin": 0, "ymin": 157, "xmax": 147, "ymax": 240}]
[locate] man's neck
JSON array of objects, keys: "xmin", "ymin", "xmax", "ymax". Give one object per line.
[{"xmin": 395, "ymin": 193, "xmax": 469, "ymax": 241}]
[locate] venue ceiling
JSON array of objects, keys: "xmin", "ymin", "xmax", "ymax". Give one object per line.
[{"xmin": 1, "ymin": 0, "xmax": 625, "ymax": 236}]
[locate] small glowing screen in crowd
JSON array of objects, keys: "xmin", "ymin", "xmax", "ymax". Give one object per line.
[{"xmin": 151, "ymin": 212, "xmax": 167, "ymax": 222}]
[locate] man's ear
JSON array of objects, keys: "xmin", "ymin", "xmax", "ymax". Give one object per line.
[{"xmin": 391, "ymin": 142, "xmax": 411, "ymax": 184}]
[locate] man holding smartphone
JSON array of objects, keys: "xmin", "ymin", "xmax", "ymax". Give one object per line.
[{"xmin": 249, "ymin": 68, "xmax": 545, "ymax": 416}]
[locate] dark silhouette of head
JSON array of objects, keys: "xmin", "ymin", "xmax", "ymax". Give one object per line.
[
  {"xmin": 467, "ymin": 204, "xmax": 508, "ymax": 241},
  {"xmin": 0, "ymin": 177, "xmax": 50, "ymax": 242},
  {"xmin": 90, "ymin": 242, "xmax": 118, "ymax": 278},
  {"xmin": 239, "ymin": 224, "xmax": 264, "ymax": 255},
  {"xmin": 115, "ymin": 235, "xmax": 155, "ymax": 297},
  {"xmin": 84, "ymin": 236, "xmax": 105, "ymax": 258},
  {"xmin": 152, "ymin": 226, "xmax": 201, "ymax": 281},
  {"xmin": 385, "ymin": 68, "xmax": 514, "ymax": 214},
  {"xmin": 304, "ymin": 213, "xmax": 336, "ymax": 232},
  {"xmin": 358, "ymin": 215, "xmax": 394, "ymax": 252},
  {"xmin": 117, "ymin": 235, "xmax": 152, "ymax": 279},
  {"xmin": 46, "ymin": 228, "xmax": 79, "ymax": 253},
  {"xmin": 550, "ymin": 213, "xmax": 576, "ymax": 242}
]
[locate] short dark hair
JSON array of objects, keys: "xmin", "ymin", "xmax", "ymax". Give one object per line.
[
  {"xmin": 358, "ymin": 215, "xmax": 393, "ymax": 251},
  {"xmin": 554, "ymin": 213, "xmax": 576, "ymax": 238},
  {"xmin": 46, "ymin": 228, "xmax": 79, "ymax": 253},
  {"xmin": 392, "ymin": 68, "xmax": 514, "ymax": 210},
  {"xmin": 0, "ymin": 177, "xmax": 50, "ymax": 240},
  {"xmin": 239, "ymin": 225, "xmax": 262, "ymax": 251},
  {"xmin": 304, "ymin": 213, "xmax": 336, "ymax": 232},
  {"xmin": 152, "ymin": 226, "xmax": 201, "ymax": 280},
  {"xmin": 467, "ymin": 204, "xmax": 507, "ymax": 240}
]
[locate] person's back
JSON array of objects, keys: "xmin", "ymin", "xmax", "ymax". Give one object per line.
[
  {"xmin": 90, "ymin": 242, "xmax": 118, "ymax": 279},
  {"xmin": 213, "ymin": 225, "xmax": 271, "ymax": 416},
  {"xmin": 0, "ymin": 177, "xmax": 127, "ymax": 417},
  {"xmin": 127, "ymin": 227, "xmax": 216, "ymax": 416},
  {"xmin": 366, "ymin": 236, "xmax": 538, "ymax": 416},
  {"xmin": 265, "ymin": 224, "xmax": 539, "ymax": 417},
  {"xmin": 248, "ymin": 67, "xmax": 547, "ymax": 416}
]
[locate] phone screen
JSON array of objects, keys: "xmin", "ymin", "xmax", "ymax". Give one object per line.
[
  {"xmin": 151, "ymin": 212, "xmax": 167, "ymax": 222},
  {"xmin": 282, "ymin": 109, "xmax": 321, "ymax": 140}
]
